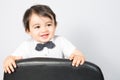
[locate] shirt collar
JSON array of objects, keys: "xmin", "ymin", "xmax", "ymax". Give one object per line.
[{"xmin": 33, "ymin": 37, "xmax": 55, "ymax": 45}]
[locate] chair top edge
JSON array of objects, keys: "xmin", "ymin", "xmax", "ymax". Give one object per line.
[{"xmin": 16, "ymin": 57, "xmax": 100, "ymax": 70}]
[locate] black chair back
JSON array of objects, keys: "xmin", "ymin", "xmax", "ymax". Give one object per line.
[{"xmin": 4, "ymin": 58, "xmax": 104, "ymax": 80}]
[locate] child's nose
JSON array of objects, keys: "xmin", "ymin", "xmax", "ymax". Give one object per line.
[{"xmin": 41, "ymin": 26, "xmax": 48, "ymax": 32}]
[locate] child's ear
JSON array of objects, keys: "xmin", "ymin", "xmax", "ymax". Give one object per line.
[{"xmin": 25, "ymin": 29, "xmax": 31, "ymax": 35}]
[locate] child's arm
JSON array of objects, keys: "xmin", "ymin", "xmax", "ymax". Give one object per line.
[
  {"xmin": 69, "ymin": 49, "xmax": 85, "ymax": 67},
  {"xmin": 3, "ymin": 56, "xmax": 22, "ymax": 74}
]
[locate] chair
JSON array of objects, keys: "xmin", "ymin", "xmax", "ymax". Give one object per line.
[{"xmin": 3, "ymin": 58, "xmax": 104, "ymax": 80}]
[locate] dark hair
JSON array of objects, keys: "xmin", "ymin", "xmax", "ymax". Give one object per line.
[{"xmin": 23, "ymin": 4, "xmax": 57, "ymax": 31}]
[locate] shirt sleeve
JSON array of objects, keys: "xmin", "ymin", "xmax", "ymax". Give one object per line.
[
  {"xmin": 11, "ymin": 41, "xmax": 29, "ymax": 58},
  {"xmin": 59, "ymin": 36, "xmax": 76, "ymax": 58}
]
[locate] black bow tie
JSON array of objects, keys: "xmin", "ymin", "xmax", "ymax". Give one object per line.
[{"xmin": 35, "ymin": 41, "xmax": 55, "ymax": 51}]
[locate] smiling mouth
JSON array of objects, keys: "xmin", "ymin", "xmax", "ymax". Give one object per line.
[{"xmin": 41, "ymin": 34, "xmax": 49, "ymax": 39}]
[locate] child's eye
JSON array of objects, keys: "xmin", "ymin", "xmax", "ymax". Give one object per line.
[
  {"xmin": 35, "ymin": 26, "xmax": 40, "ymax": 29},
  {"xmin": 47, "ymin": 23, "xmax": 52, "ymax": 27}
]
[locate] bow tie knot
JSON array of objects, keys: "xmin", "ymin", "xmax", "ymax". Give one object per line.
[{"xmin": 35, "ymin": 41, "xmax": 55, "ymax": 51}]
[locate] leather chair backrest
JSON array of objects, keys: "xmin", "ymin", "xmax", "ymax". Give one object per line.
[{"xmin": 3, "ymin": 58, "xmax": 104, "ymax": 80}]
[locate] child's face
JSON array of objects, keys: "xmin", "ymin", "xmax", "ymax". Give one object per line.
[{"xmin": 27, "ymin": 13, "xmax": 56, "ymax": 43}]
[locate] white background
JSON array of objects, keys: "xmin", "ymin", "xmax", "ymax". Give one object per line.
[{"xmin": 0, "ymin": 0, "xmax": 120, "ymax": 80}]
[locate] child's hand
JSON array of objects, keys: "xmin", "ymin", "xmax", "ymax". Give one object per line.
[
  {"xmin": 69, "ymin": 50, "xmax": 85, "ymax": 67},
  {"xmin": 3, "ymin": 56, "xmax": 22, "ymax": 74}
]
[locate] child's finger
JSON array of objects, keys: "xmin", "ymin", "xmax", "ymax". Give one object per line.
[
  {"xmin": 4, "ymin": 68, "xmax": 7, "ymax": 73},
  {"xmin": 69, "ymin": 54, "xmax": 74, "ymax": 60},
  {"xmin": 6, "ymin": 66, "xmax": 11, "ymax": 74},
  {"xmin": 9, "ymin": 64, "xmax": 15, "ymax": 72},
  {"xmin": 75, "ymin": 59, "xmax": 81, "ymax": 67},
  {"xmin": 12, "ymin": 61, "xmax": 17, "ymax": 68},
  {"xmin": 3, "ymin": 64, "xmax": 7, "ymax": 73},
  {"xmin": 72, "ymin": 56, "xmax": 78, "ymax": 66},
  {"xmin": 80, "ymin": 57, "xmax": 85, "ymax": 65}
]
